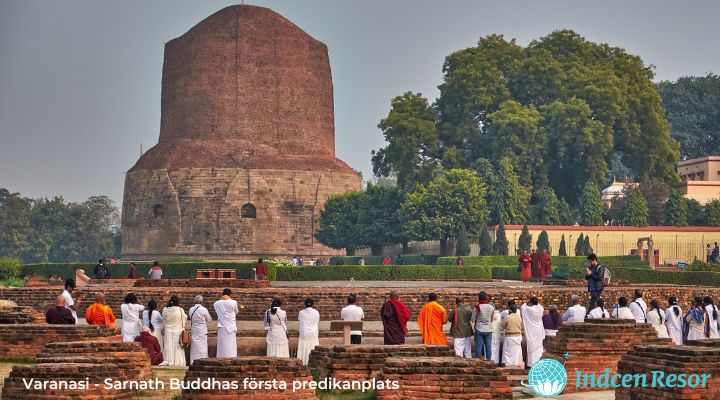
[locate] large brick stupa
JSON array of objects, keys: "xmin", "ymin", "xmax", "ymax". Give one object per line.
[{"xmin": 121, "ymin": 5, "xmax": 361, "ymax": 260}]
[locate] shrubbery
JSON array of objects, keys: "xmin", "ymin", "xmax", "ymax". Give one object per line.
[
  {"xmin": 552, "ymin": 265, "xmax": 720, "ymax": 287},
  {"xmin": 0, "ymin": 258, "xmax": 22, "ymax": 281},
  {"xmin": 275, "ymin": 265, "xmax": 492, "ymax": 281},
  {"xmin": 21, "ymin": 262, "xmax": 277, "ymax": 281}
]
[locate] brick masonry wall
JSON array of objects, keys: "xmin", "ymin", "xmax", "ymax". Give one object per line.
[
  {"xmin": 377, "ymin": 356, "xmax": 513, "ymax": 400},
  {"xmin": 0, "ymin": 324, "xmax": 115, "ymax": 359},
  {"xmin": 544, "ymin": 319, "xmax": 672, "ymax": 393},
  {"xmin": 133, "ymin": 279, "xmax": 269, "ymax": 288},
  {"xmin": 181, "ymin": 357, "xmax": 317, "ymax": 399},
  {"xmin": 2, "ymin": 285, "xmax": 720, "ymax": 322},
  {"xmin": 2, "ymin": 363, "xmax": 133, "ymax": 399},
  {"xmin": 37, "ymin": 341, "xmax": 152, "ymax": 381}
]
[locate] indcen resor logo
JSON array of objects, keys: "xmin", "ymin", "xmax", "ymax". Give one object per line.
[{"xmin": 522, "ymin": 358, "xmax": 568, "ymax": 397}]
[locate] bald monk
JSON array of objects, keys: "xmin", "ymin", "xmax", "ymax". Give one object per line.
[
  {"xmin": 46, "ymin": 296, "xmax": 75, "ymax": 324},
  {"xmin": 417, "ymin": 293, "xmax": 448, "ymax": 345},
  {"xmin": 85, "ymin": 293, "xmax": 116, "ymax": 329},
  {"xmin": 380, "ymin": 291, "xmax": 411, "ymax": 345},
  {"xmin": 135, "ymin": 327, "xmax": 164, "ymax": 365}
]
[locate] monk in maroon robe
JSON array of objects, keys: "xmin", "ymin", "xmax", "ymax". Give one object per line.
[
  {"xmin": 135, "ymin": 328, "xmax": 164, "ymax": 365},
  {"xmin": 530, "ymin": 249, "xmax": 540, "ymax": 280},
  {"xmin": 540, "ymin": 250, "xmax": 552, "ymax": 281},
  {"xmin": 380, "ymin": 291, "xmax": 411, "ymax": 344},
  {"xmin": 519, "ymin": 251, "xmax": 532, "ymax": 282}
]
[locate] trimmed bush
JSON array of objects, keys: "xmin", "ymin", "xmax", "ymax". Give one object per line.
[
  {"xmin": 437, "ymin": 255, "xmax": 643, "ymax": 268},
  {"xmin": 21, "ymin": 262, "xmax": 277, "ymax": 281},
  {"xmin": 0, "ymin": 258, "xmax": 22, "ymax": 280},
  {"xmin": 491, "ymin": 266, "xmax": 520, "ymax": 280},
  {"xmin": 329, "ymin": 255, "xmax": 438, "ymax": 265},
  {"xmin": 553, "ymin": 265, "xmax": 720, "ymax": 287},
  {"xmin": 275, "ymin": 265, "xmax": 492, "ymax": 281}
]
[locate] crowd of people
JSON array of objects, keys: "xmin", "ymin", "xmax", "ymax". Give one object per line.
[
  {"xmin": 45, "ymin": 252, "xmax": 720, "ymax": 370},
  {"xmin": 518, "ymin": 249, "xmax": 552, "ymax": 282}
]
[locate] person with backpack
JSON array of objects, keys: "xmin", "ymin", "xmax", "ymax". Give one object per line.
[
  {"xmin": 628, "ymin": 289, "xmax": 647, "ymax": 323},
  {"xmin": 584, "ymin": 254, "xmax": 604, "ymax": 315},
  {"xmin": 93, "ymin": 259, "xmax": 110, "ymax": 279}
]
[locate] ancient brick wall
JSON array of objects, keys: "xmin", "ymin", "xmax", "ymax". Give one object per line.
[
  {"xmin": 0, "ymin": 324, "xmax": 116, "ymax": 359},
  {"xmin": 37, "ymin": 341, "xmax": 152, "ymax": 380},
  {"xmin": 2, "ymin": 363, "xmax": 133, "ymax": 399},
  {"xmin": 133, "ymin": 279, "xmax": 269, "ymax": 288}
]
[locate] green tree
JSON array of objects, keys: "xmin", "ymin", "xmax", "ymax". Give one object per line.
[
  {"xmin": 574, "ymin": 233, "xmax": 585, "ymax": 256},
  {"xmin": 493, "ymin": 221, "xmax": 509, "ymax": 256},
  {"xmin": 455, "ymin": 225, "xmax": 470, "ymax": 256},
  {"xmin": 518, "ymin": 224, "xmax": 532, "ymax": 253},
  {"xmin": 490, "ymin": 158, "xmax": 530, "ymax": 224},
  {"xmin": 657, "ymin": 74, "xmax": 720, "ymax": 159},
  {"xmin": 557, "ymin": 198, "xmax": 575, "ymax": 225},
  {"xmin": 357, "ymin": 184, "xmax": 408, "ymax": 255},
  {"xmin": 623, "ymin": 190, "xmax": 650, "ymax": 227},
  {"xmin": 401, "ymin": 169, "xmax": 489, "ymax": 256},
  {"xmin": 635, "ymin": 180, "xmax": 669, "ymax": 225},
  {"xmin": 536, "ymin": 230, "xmax": 550, "ymax": 253},
  {"xmin": 558, "ymin": 234, "xmax": 567, "ymax": 256},
  {"xmin": 372, "ymin": 92, "xmax": 439, "ymax": 191},
  {"xmin": 705, "ymin": 200, "xmax": 720, "ymax": 227},
  {"xmin": 686, "ymin": 199, "xmax": 704, "ymax": 226},
  {"xmin": 479, "ymin": 226, "xmax": 493, "ymax": 256},
  {"xmin": 532, "ymin": 187, "xmax": 561, "ymax": 225},
  {"xmin": 0, "ymin": 189, "xmax": 32, "ymax": 259},
  {"xmin": 579, "ymin": 181, "xmax": 604, "ymax": 226},
  {"xmin": 315, "ymin": 192, "xmax": 364, "ymax": 255},
  {"xmin": 584, "ymin": 235, "xmax": 594, "ymax": 256},
  {"xmin": 665, "ymin": 190, "xmax": 688, "ymax": 226}
]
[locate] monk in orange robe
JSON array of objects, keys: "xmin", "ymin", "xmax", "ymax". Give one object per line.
[
  {"xmin": 540, "ymin": 250, "xmax": 552, "ymax": 281},
  {"xmin": 85, "ymin": 292, "xmax": 116, "ymax": 329},
  {"xmin": 417, "ymin": 293, "xmax": 448, "ymax": 345}
]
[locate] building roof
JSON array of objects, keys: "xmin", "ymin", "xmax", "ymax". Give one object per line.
[{"xmin": 677, "ymin": 156, "xmax": 720, "ymax": 167}]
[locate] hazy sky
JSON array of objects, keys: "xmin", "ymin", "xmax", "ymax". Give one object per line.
[{"xmin": 1, "ymin": 0, "xmax": 719, "ymax": 205}]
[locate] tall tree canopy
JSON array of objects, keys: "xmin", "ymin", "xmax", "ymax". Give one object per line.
[
  {"xmin": 401, "ymin": 169, "xmax": 489, "ymax": 255},
  {"xmin": 373, "ymin": 30, "xmax": 680, "ymax": 204},
  {"xmin": 490, "ymin": 158, "xmax": 530, "ymax": 225},
  {"xmin": 657, "ymin": 74, "xmax": 720, "ymax": 159},
  {"xmin": 623, "ymin": 190, "xmax": 650, "ymax": 227},
  {"xmin": 664, "ymin": 189, "xmax": 688, "ymax": 227},
  {"xmin": 579, "ymin": 181, "xmax": 604, "ymax": 226}
]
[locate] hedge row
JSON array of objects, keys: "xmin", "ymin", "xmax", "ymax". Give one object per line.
[
  {"xmin": 275, "ymin": 265, "xmax": 492, "ymax": 281},
  {"xmin": 329, "ymin": 255, "xmax": 440, "ymax": 265},
  {"xmin": 551, "ymin": 265, "xmax": 720, "ymax": 287},
  {"xmin": 490, "ymin": 266, "xmax": 520, "ymax": 280},
  {"xmin": 437, "ymin": 255, "xmax": 643, "ymax": 268},
  {"xmin": 21, "ymin": 262, "xmax": 277, "ymax": 281}
]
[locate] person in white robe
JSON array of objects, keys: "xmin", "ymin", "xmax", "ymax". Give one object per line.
[
  {"xmin": 562, "ymin": 295, "xmax": 586, "ymax": 323},
  {"xmin": 162, "ymin": 295, "xmax": 188, "ymax": 366},
  {"xmin": 500, "ymin": 303, "xmax": 523, "ymax": 367},
  {"xmin": 265, "ymin": 298, "xmax": 289, "ymax": 357},
  {"xmin": 664, "ymin": 297, "xmax": 683, "ymax": 345},
  {"xmin": 612, "ymin": 297, "xmax": 635, "ymax": 320},
  {"xmin": 188, "ymin": 295, "xmax": 212, "ymax": 364},
  {"xmin": 704, "ymin": 296, "xmax": 720, "ymax": 339},
  {"xmin": 142, "ymin": 299, "xmax": 164, "ymax": 352},
  {"xmin": 297, "ymin": 298, "xmax": 320, "ymax": 365},
  {"xmin": 685, "ymin": 297, "xmax": 705, "ymax": 341},
  {"xmin": 587, "ymin": 298, "xmax": 610, "ymax": 319},
  {"xmin": 628, "ymin": 289, "xmax": 647, "ymax": 323},
  {"xmin": 520, "ymin": 297, "xmax": 545, "ymax": 367},
  {"xmin": 121, "ymin": 293, "xmax": 145, "ymax": 342},
  {"xmin": 490, "ymin": 310, "xmax": 502, "ymax": 364},
  {"xmin": 647, "ymin": 300, "xmax": 669, "ymax": 339},
  {"xmin": 214, "ymin": 289, "xmax": 239, "ymax": 358},
  {"xmin": 61, "ymin": 279, "xmax": 80, "ymax": 324}
]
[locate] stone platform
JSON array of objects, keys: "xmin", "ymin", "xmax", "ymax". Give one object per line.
[
  {"xmin": 616, "ymin": 343, "xmax": 720, "ymax": 400},
  {"xmin": 0, "ymin": 324, "xmax": 116, "ymax": 359},
  {"xmin": 308, "ymin": 344, "xmax": 455, "ymax": 380},
  {"xmin": 36, "ymin": 341, "xmax": 152, "ymax": 380},
  {"xmin": 181, "ymin": 357, "xmax": 317, "ymax": 399},
  {"xmin": 544, "ymin": 319, "xmax": 673, "ymax": 393},
  {"xmin": 2, "ymin": 363, "xmax": 133, "ymax": 399},
  {"xmin": 377, "ymin": 356, "xmax": 513, "ymax": 400}
]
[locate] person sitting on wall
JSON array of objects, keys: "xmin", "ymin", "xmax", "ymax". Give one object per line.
[
  {"xmin": 135, "ymin": 327, "xmax": 164, "ymax": 365},
  {"xmin": 46, "ymin": 295, "xmax": 76, "ymax": 324},
  {"xmin": 148, "ymin": 261, "xmax": 162, "ymax": 280}
]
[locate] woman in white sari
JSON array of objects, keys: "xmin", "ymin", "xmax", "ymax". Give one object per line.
[
  {"xmin": 665, "ymin": 297, "xmax": 683, "ymax": 345},
  {"xmin": 297, "ymin": 298, "xmax": 320, "ymax": 365},
  {"xmin": 142, "ymin": 299, "xmax": 164, "ymax": 352},
  {"xmin": 121, "ymin": 293, "xmax": 144, "ymax": 342},
  {"xmin": 703, "ymin": 296, "xmax": 720, "ymax": 339},
  {"xmin": 162, "ymin": 295, "xmax": 188, "ymax": 366},
  {"xmin": 647, "ymin": 300, "xmax": 669, "ymax": 339},
  {"xmin": 265, "ymin": 298, "xmax": 289, "ymax": 357}
]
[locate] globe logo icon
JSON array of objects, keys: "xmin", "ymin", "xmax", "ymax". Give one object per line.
[{"xmin": 522, "ymin": 358, "xmax": 568, "ymax": 397}]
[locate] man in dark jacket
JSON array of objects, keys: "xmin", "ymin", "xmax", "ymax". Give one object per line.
[
  {"xmin": 135, "ymin": 327, "xmax": 164, "ymax": 365},
  {"xmin": 584, "ymin": 253, "xmax": 604, "ymax": 315}
]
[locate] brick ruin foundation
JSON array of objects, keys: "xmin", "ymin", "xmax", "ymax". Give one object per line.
[
  {"xmin": 543, "ymin": 319, "xmax": 673, "ymax": 393},
  {"xmin": 181, "ymin": 357, "xmax": 317, "ymax": 399},
  {"xmin": 2, "ymin": 363, "xmax": 133, "ymax": 399},
  {"xmin": 308, "ymin": 344, "xmax": 455, "ymax": 380},
  {"xmin": 36, "ymin": 341, "xmax": 152, "ymax": 381},
  {"xmin": 0, "ymin": 324, "xmax": 116, "ymax": 359},
  {"xmin": 0, "ymin": 305, "xmax": 43, "ymax": 324},
  {"xmin": 377, "ymin": 356, "xmax": 513, "ymax": 400},
  {"xmin": 133, "ymin": 279, "xmax": 270, "ymax": 288}
]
